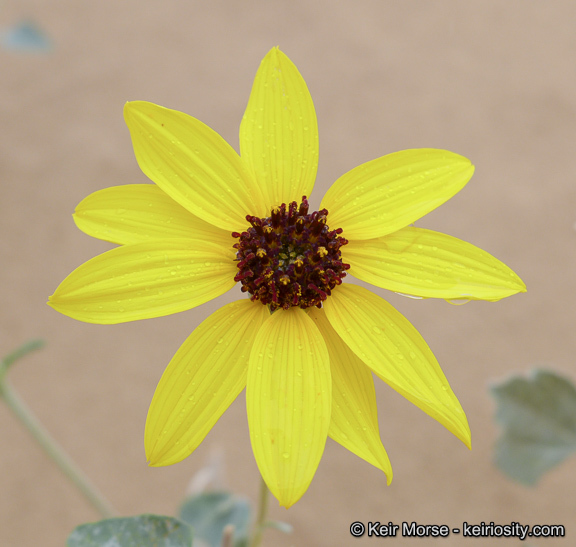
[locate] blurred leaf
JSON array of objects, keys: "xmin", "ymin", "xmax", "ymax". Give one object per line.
[
  {"xmin": 1, "ymin": 20, "xmax": 51, "ymax": 52},
  {"xmin": 179, "ymin": 491, "xmax": 251, "ymax": 547},
  {"xmin": 67, "ymin": 514, "xmax": 192, "ymax": 547},
  {"xmin": 492, "ymin": 369, "xmax": 576, "ymax": 485}
]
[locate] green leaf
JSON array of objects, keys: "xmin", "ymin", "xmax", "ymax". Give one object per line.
[
  {"xmin": 179, "ymin": 491, "xmax": 251, "ymax": 547},
  {"xmin": 0, "ymin": 20, "xmax": 52, "ymax": 52},
  {"xmin": 492, "ymin": 369, "xmax": 576, "ymax": 485},
  {"xmin": 67, "ymin": 514, "xmax": 192, "ymax": 547}
]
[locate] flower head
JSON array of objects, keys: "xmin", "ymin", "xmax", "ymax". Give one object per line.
[{"xmin": 49, "ymin": 47, "xmax": 526, "ymax": 507}]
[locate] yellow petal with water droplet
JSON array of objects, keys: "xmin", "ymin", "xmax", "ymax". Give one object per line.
[
  {"xmin": 247, "ymin": 307, "xmax": 331, "ymax": 507},
  {"xmin": 308, "ymin": 307, "xmax": 392, "ymax": 482},
  {"xmin": 145, "ymin": 300, "xmax": 269, "ymax": 466},
  {"xmin": 124, "ymin": 101, "xmax": 267, "ymax": 232},
  {"xmin": 344, "ymin": 226, "xmax": 526, "ymax": 301},
  {"xmin": 321, "ymin": 149, "xmax": 474, "ymax": 239},
  {"xmin": 240, "ymin": 47, "xmax": 319, "ymax": 209},
  {"xmin": 323, "ymin": 284, "xmax": 471, "ymax": 448},
  {"xmin": 48, "ymin": 239, "xmax": 236, "ymax": 324},
  {"xmin": 74, "ymin": 184, "xmax": 234, "ymax": 250}
]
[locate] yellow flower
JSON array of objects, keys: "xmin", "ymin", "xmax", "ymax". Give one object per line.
[{"xmin": 48, "ymin": 47, "xmax": 526, "ymax": 507}]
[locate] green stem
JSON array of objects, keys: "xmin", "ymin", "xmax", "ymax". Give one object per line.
[
  {"xmin": 0, "ymin": 339, "xmax": 45, "ymax": 371},
  {"xmin": 1, "ymin": 374, "xmax": 116, "ymax": 519},
  {"xmin": 250, "ymin": 474, "xmax": 270, "ymax": 547}
]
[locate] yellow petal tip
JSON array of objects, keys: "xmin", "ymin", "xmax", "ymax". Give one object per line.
[
  {"xmin": 461, "ymin": 430, "xmax": 472, "ymax": 450},
  {"xmin": 145, "ymin": 446, "xmax": 174, "ymax": 467},
  {"xmin": 123, "ymin": 100, "xmax": 154, "ymax": 128}
]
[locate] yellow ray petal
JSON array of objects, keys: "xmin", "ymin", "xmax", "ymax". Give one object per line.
[
  {"xmin": 246, "ymin": 307, "xmax": 331, "ymax": 507},
  {"xmin": 308, "ymin": 307, "xmax": 392, "ymax": 482},
  {"xmin": 73, "ymin": 184, "xmax": 234, "ymax": 249},
  {"xmin": 321, "ymin": 149, "xmax": 474, "ymax": 239},
  {"xmin": 239, "ymin": 47, "xmax": 319, "ymax": 208},
  {"xmin": 145, "ymin": 300, "xmax": 269, "ymax": 466},
  {"xmin": 48, "ymin": 239, "xmax": 236, "ymax": 324},
  {"xmin": 323, "ymin": 284, "xmax": 471, "ymax": 448},
  {"xmin": 124, "ymin": 101, "xmax": 267, "ymax": 232},
  {"xmin": 344, "ymin": 227, "xmax": 526, "ymax": 301}
]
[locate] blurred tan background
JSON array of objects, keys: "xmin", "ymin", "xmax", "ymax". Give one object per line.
[{"xmin": 1, "ymin": 1, "xmax": 575, "ymax": 545}]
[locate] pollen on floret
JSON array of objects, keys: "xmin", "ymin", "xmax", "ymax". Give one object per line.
[{"xmin": 232, "ymin": 196, "xmax": 350, "ymax": 311}]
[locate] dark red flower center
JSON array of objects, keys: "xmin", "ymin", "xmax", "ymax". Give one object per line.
[{"xmin": 232, "ymin": 196, "xmax": 350, "ymax": 311}]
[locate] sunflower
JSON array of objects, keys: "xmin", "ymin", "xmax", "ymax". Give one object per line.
[{"xmin": 49, "ymin": 47, "xmax": 525, "ymax": 507}]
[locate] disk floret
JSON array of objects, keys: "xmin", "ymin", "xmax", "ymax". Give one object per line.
[{"xmin": 232, "ymin": 196, "xmax": 350, "ymax": 310}]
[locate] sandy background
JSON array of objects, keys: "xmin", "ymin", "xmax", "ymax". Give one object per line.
[{"xmin": 1, "ymin": 1, "xmax": 575, "ymax": 545}]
